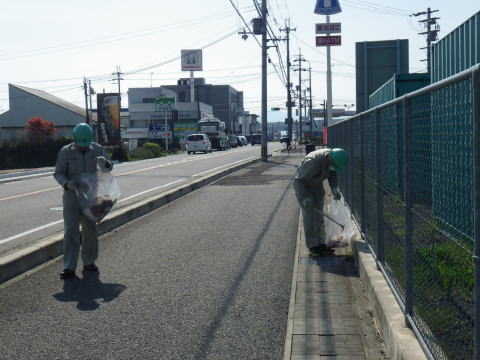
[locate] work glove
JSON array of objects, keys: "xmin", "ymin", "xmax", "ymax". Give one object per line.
[
  {"xmin": 302, "ymin": 198, "xmax": 315, "ymax": 209},
  {"xmin": 332, "ymin": 187, "xmax": 341, "ymax": 201},
  {"xmin": 97, "ymin": 156, "xmax": 111, "ymax": 169},
  {"xmin": 64, "ymin": 181, "xmax": 76, "ymax": 191}
]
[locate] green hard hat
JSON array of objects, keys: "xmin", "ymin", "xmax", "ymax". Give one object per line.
[
  {"xmin": 73, "ymin": 123, "xmax": 93, "ymax": 147},
  {"xmin": 329, "ymin": 148, "xmax": 348, "ymax": 171}
]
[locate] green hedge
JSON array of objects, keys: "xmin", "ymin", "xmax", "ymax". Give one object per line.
[{"xmin": 0, "ymin": 138, "xmax": 71, "ymax": 170}]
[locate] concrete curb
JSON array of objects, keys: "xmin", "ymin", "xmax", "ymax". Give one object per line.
[
  {"xmin": 0, "ymin": 156, "xmax": 266, "ymax": 284},
  {"xmin": 283, "ymin": 212, "xmax": 301, "ymax": 360},
  {"xmin": 354, "ymin": 239, "xmax": 427, "ymax": 360}
]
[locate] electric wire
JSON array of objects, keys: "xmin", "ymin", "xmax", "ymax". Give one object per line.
[{"xmin": 0, "ymin": 9, "xmax": 254, "ymax": 61}]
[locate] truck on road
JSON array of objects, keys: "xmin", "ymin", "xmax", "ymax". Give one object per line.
[{"xmin": 197, "ymin": 117, "xmax": 229, "ymax": 151}]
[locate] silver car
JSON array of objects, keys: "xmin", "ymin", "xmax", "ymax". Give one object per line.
[{"xmin": 186, "ymin": 134, "xmax": 212, "ymax": 154}]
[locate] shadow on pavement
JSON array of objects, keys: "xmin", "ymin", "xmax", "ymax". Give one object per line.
[{"xmin": 52, "ymin": 272, "xmax": 126, "ymax": 311}]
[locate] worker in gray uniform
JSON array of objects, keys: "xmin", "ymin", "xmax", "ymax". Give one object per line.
[
  {"xmin": 54, "ymin": 123, "xmax": 113, "ymax": 279},
  {"xmin": 293, "ymin": 148, "xmax": 348, "ymax": 256}
]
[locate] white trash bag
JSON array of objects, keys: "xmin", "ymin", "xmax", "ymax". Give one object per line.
[
  {"xmin": 75, "ymin": 166, "xmax": 121, "ymax": 223},
  {"xmin": 325, "ymin": 200, "xmax": 355, "ymax": 248}
]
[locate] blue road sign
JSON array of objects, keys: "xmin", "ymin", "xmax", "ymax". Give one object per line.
[{"xmin": 314, "ymin": 0, "xmax": 342, "ymax": 15}]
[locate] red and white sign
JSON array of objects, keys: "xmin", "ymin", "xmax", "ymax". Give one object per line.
[
  {"xmin": 316, "ymin": 35, "xmax": 342, "ymax": 47},
  {"xmin": 315, "ymin": 23, "xmax": 341, "ymax": 34}
]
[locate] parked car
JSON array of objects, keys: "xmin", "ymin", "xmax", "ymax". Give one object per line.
[
  {"xmin": 186, "ymin": 134, "xmax": 212, "ymax": 154},
  {"xmin": 280, "ymin": 136, "xmax": 289, "ymax": 143},
  {"xmin": 228, "ymin": 135, "xmax": 238, "ymax": 148},
  {"xmin": 250, "ymin": 134, "xmax": 261, "ymax": 145},
  {"xmin": 237, "ymin": 136, "xmax": 248, "ymax": 146}
]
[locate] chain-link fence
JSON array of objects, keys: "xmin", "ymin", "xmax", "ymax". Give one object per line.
[{"xmin": 328, "ymin": 64, "xmax": 480, "ymax": 360}]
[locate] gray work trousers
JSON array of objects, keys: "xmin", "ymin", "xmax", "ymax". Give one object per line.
[
  {"xmin": 62, "ymin": 190, "xmax": 98, "ymax": 271},
  {"xmin": 295, "ymin": 188, "xmax": 326, "ymax": 249}
]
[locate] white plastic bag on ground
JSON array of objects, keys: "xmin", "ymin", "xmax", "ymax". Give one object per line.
[
  {"xmin": 76, "ymin": 166, "xmax": 121, "ymax": 223},
  {"xmin": 325, "ymin": 200, "xmax": 355, "ymax": 248}
]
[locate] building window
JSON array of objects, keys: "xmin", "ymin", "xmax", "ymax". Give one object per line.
[
  {"xmin": 142, "ymin": 98, "xmax": 155, "ymax": 103},
  {"xmin": 179, "ymin": 91, "xmax": 186, "ymax": 102}
]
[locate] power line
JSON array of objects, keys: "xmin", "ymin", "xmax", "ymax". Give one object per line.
[
  {"xmin": 0, "ymin": 9, "xmax": 254, "ymax": 61},
  {"xmin": 292, "ymin": 35, "xmax": 355, "ymax": 68}
]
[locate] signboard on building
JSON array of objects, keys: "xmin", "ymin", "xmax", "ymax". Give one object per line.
[
  {"xmin": 155, "ymin": 97, "xmax": 175, "ymax": 112},
  {"xmin": 316, "ymin": 35, "xmax": 342, "ymax": 46},
  {"xmin": 149, "ymin": 123, "xmax": 172, "ymax": 139},
  {"xmin": 315, "ymin": 22, "xmax": 341, "ymax": 34},
  {"xmin": 122, "ymin": 127, "xmax": 149, "ymax": 139},
  {"xmin": 314, "ymin": 0, "xmax": 342, "ymax": 15},
  {"xmin": 173, "ymin": 122, "xmax": 197, "ymax": 139},
  {"xmin": 181, "ymin": 49, "xmax": 203, "ymax": 71},
  {"xmin": 97, "ymin": 93, "xmax": 121, "ymax": 146}
]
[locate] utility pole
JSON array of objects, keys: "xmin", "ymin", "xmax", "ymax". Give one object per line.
[
  {"xmin": 412, "ymin": 8, "xmax": 440, "ymax": 74},
  {"xmin": 88, "ymin": 80, "xmax": 95, "ymax": 123},
  {"xmin": 83, "ymin": 78, "xmax": 90, "ymax": 124},
  {"xmin": 303, "ymin": 89, "xmax": 308, "ymax": 139},
  {"xmin": 112, "ymin": 66, "xmax": 123, "ymax": 109},
  {"xmin": 323, "ymin": 99, "xmax": 327, "ymax": 143},
  {"xmin": 294, "ymin": 53, "xmax": 307, "ymax": 143},
  {"xmin": 260, "ymin": 0, "xmax": 268, "ymax": 161},
  {"xmin": 280, "ymin": 21, "xmax": 296, "ymax": 142},
  {"xmin": 308, "ymin": 64, "xmax": 313, "ymax": 136}
]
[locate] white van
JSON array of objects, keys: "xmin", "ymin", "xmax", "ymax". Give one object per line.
[
  {"xmin": 186, "ymin": 134, "xmax": 212, "ymax": 154},
  {"xmin": 237, "ymin": 136, "xmax": 248, "ymax": 146}
]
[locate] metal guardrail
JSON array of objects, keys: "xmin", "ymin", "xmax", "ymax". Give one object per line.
[{"xmin": 328, "ymin": 64, "xmax": 480, "ymax": 360}]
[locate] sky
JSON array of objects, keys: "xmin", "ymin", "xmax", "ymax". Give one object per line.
[{"xmin": 0, "ymin": 0, "xmax": 479, "ymax": 123}]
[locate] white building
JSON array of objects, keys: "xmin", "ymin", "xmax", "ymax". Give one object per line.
[{"xmin": 126, "ymin": 87, "xmax": 214, "ymax": 141}]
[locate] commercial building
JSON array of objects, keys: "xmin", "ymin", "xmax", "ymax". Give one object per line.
[
  {"xmin": 0, "ymin": 84, "xmax": 86, "ymax": 144},
  {"xmin": 163, "ymin": 78, "xmax": 244, "ymax": 133},
  {"xmin": 126, "ymin": 87, "xmax": 214, "ymax": 142}
]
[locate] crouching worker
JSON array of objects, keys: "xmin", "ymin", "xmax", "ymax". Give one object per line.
[
  {"xmin": 293, "ymin": 148, "xmax": 347, "ymax": 257},
  {"xmin": 54, "ymin": 123, "xmax": 113, "ymax": 279}
]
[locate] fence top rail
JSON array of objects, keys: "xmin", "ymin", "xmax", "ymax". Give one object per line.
[{"xmin": 329, "ymin": 63, "xmax": 480, "ymax": 128}]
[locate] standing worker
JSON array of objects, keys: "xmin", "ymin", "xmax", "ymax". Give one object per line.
[
  {"xmin": 54, "ymin": 123, "xmax": 113, "ymax": 279},
  {"xmin": 293, "ymin": 148, "xmax": 348, "ymax": 256}
]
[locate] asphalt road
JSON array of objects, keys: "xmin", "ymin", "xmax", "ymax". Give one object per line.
[
  {"xmin": 0, "ymin": 152, "xmax": 301, "ymax": 360},
  {"xmin": 0, "ymin": 143, "xmax": 282, "ymax": 258}
]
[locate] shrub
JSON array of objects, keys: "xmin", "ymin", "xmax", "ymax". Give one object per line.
[
  {"xmin": 143, "ymin": 142, "xmax": 161, "ymax": 157},
  {"xmin": 134, "ymin": 147, "xmax": 156, "ymax": 160},
  {"xmin": 110, "ymin": 146, "xmax": 128, "ymax": 162},
  {"xmin": 0, "ymin": 137, "xmax": 71, "ymax": 170}
]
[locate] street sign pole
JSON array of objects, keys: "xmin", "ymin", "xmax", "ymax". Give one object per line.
[
  {"xmin": 190, "ymin": 71, "xmax": 195, "ymax": 102},
  {"xmin": 326, "ymin": 15, "xmax": 333, "ymax": 135}
]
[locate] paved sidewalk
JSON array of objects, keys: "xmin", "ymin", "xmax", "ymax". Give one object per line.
[{"xmin": 284, "ymin": 212, "xmax": 389, "ymax": 359}]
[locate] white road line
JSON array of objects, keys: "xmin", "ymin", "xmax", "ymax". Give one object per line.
[
  {"xmin": 0, "ymin": 152, "xmax": 265, "ymax": 245},
  {"xmin": 0, "ymin": 220, "xmax": 64, "ymax": 246},
  {"xmin": 118, "ymin": 179, "xmax": 186, "ymax": 203},
  {"xmin": 191, "ymin": 157, "xmax": 256, "ymax": 177}
]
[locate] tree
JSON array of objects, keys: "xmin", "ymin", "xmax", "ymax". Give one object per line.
[{"xmin": 25, "ymin": 117, "xmax": 56, "ymax": 145}]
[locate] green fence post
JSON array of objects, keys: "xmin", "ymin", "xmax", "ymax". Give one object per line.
[
  {"xmin": 375, "ymin": 109, "xmax": 384, "ymax": 267},
  {"xmin": 360, "ymin": 115, "xmax": 366, "ymax": 234},
  {"xmin": 473, "ymin": 67, "xmax": 480, "ymax": 360},
  {"xmin": 349, "ymin": 118, "xmax": 353, "ymax": 211},
  {"xmin": 403, "ymin": 96, "xmax": 413, "ymax": 325}
]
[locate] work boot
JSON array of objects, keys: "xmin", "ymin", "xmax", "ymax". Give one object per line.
[
  {"xmin": 60, "ymin": 269, "xmax": 75, "ymax": 279},
  {"xmin": 83, "ymin": 264, "xmax": 99, "ymax": 272},
  {"xmin": 308, "ymin": 246, "xmax": 323, "ymax": 257},
  {"xmin": 320, "ymin": 244, "xmax": 335, "ymax": 255}
]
